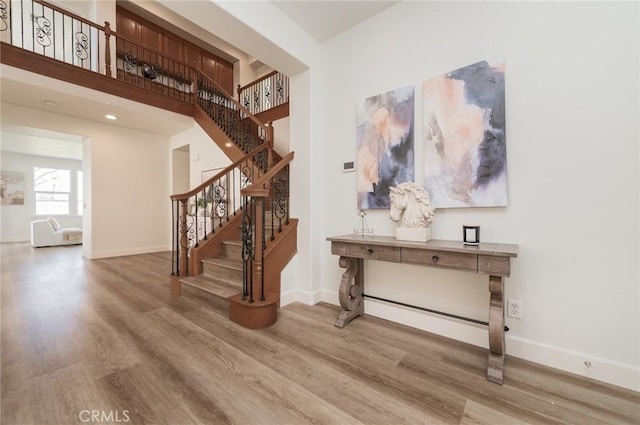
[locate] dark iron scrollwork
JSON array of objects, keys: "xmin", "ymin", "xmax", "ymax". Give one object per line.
[
  {"xmin": 241, "ymin": 204, "xmax": 254, "ymax": 301},
  {"xmin": 276, "ymin": 78, "xmax": 284, "ymax": 101},
  {"xmin": 240, "ymin": 163, "xmax": 254, "ymax": 189},
  {"xmin": 270, "ymin": 172, "xmax": 290, "ymax": 237},
  {"xmin": 256, "ymin": 149, "xmax": 268, "ymax": 171},
  {"xmin": 264, "ymin": 82, "xmax": 271, "ymax": 108},
  {"xmin": 179, "ymin": 214, "xmax": 197, "ymax": 250},
  {"xmin": 212, "ymin": 180, "xmax": 227, "ymax": 220},
  {"xmin": 34, "ymin": 16, "xmax": 52, "ymax": 47},
  {"xmin": 243, "ymin": 94, "xmax": 250, "ymax": 109},
  {"xmin": 74, "ymin": 32, "xmax": 89, "ymax": 60},
  {"xmin": 253, "ymin": 89, "xmax": 260, "ymax": 111},
  {"xmin": 0, "ymin": 1, "xmax": 8, "ymax": 32},
  {"xmin": 123, "ymin": 53, "xmax": 137, "ymax": 75}
]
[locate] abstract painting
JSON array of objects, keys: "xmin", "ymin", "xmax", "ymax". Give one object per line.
[
  {"xmin": 423, "ymin": 60, "xmax": 508, "ymax": 208},
  {"xmin": 356, "ymin": 86, "xmax": 414, "ymax": 209},
  {"xmin": 0, "ymin": 171, "xmax": 25, "ymax": 205}
]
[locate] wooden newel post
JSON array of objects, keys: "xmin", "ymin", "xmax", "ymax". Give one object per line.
[
  {"xmin": 179, "ymin": 199, "xmax": 189, "ymax": 276},
  {"xmin": 266, "ymin": 122, "xmax": 274, "ymax": 167},
  {"xmin": 104, "ymin": 21, "xmax": 112, "ymax": 78},
  {"xmin": 253, "ymin": 197, "xmax": 265, "ymax": 301},
  {"xmin": 267, "ymin": 121, "xmax": 274, "ymax": 149},
  {"xmin": 237, "ymin": 84, "xmax": 242, "ymax": 102}
]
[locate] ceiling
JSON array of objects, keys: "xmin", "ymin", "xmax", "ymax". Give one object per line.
[
  {"xmin": 0, "ymin": 68, "xmax": 194, "ymax": 139},
  {"xmin": 272, "ymin": 1, "xmax": 400, "ymax": 42}
]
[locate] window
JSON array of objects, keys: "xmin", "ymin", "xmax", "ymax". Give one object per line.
[
  {"xmin": 34, "ymin": 168, "xmax": 71, "ymax": 215},
  {"xmin": 77, "ymin": 171, "xmax": 84, "ymax": 215}
]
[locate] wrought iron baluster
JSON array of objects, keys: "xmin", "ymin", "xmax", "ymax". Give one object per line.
[
  {"xmin": 171, "ymin": 200, "xmax": 178, "ymax": 276},
  {"xmin": 0, "ymin": 0, "xmax": 9, "ymax": 33},
  {"xmin": 260, "ymin": 197, "xmax": 266, "ymax": 301},
  {"xmin": 241, "ymin": 196, "xmax": 253, "ymax": 301}
]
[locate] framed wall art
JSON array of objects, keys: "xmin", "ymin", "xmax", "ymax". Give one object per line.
[
  {"xmin": 356, "ymin": 85, "xmax": 414, "ymax": 209},
  {"xmin": 423, "ymin": 60, "xmax": 508, "ymax": 208},
  {"xmin": 0, "ymin": 171, "xmax": 25, "ymax": 205}
]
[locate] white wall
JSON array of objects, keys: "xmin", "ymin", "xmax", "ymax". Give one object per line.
[
  {"xmin": 316, "ymin": 2, "xmax": 639, "ymax": 390},
  {"xmin": 1, "ymin": 103, "xmax": 173, "ymax": 258},
  {"xmin": 169, "ymin": 123, "xmax": 232, "ymax": 190},
  {"xmin": 272, "ymin": 116, "xmax": 290, "ymax": 156},
  {"xmin": 0, "ymin": 151, "xmax": 82, "ymax": 242}
]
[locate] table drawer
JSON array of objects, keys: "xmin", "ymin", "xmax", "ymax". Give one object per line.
[
  {"xmin": 478, "ymin": 255, "xmax": 511, "ymax": 276},
  {"xmin": 402, "ymin": 248, "xmax": 477, "ymax": 271},
  {"xmin": 336, "ymin": 243, "xmax": 401, "ymax": 262}
]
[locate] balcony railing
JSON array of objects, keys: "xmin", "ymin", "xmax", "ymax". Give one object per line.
[
  {"xmin": 0, "ymin": 0, "xmax": 200, "ymax": 104},
  {"xmin": 0, "ymin": 0, "xmax": 103, "ymax": 72},
  {"xmin": 238, "ymin": 70, "xmax": 289, "ymax": 116}
]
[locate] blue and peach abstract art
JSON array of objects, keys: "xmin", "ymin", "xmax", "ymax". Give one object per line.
[
  {"xmin": 423, "ymin": 60, "xmax": 508, "ymax": 208},
  {"xmin": 356, "ymin": 86, "xmax": 414, "ymax": 209}
]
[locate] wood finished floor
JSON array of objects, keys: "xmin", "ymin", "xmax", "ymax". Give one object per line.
[{"xmin": 1, "ymin": 243, "xmax": 638, "ymax": 425}]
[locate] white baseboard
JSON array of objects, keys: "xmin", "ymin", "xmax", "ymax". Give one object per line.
[
  {"xmin": 85, "ymin": 245, "xmax": 169, "ymax": 259},
  {"xmin": 1, "ymin": 237, "xmax": 30, "ymax": 243},
  {"xmin": 281, "ymin": 289, "xmax": 323, "ymax": 306},
  {"xmin": 318, "ymin": 290, "xmax": 639, "ymax": 392}
]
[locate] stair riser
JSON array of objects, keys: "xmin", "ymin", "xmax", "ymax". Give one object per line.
[
  {"xmin": 202, "ymin": 263, "xmax": 243, "ymax": 283},
  {"xmin": 222, "ymin": 243, "xmax": 242, "ymax": 259},
  {"xmin": 181, "ymin": 283, "xmax": 229, "ymax": 315}
]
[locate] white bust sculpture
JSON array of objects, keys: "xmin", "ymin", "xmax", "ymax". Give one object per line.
[{"xmin": 389, "ymin": 182, "xmax": 434, "ymax": 241}]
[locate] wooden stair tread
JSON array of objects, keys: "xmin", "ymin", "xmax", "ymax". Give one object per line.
[
  {"xmin": 222, "ymin": 240, "xmax": 242, "ymax": 247},
  {"xmin": 201, "ymin": 257, "xmax": 243, "ymax": 270},
  {"xmin": 180, "ymin": 275, "xmax": 242, "ymax": 299}
]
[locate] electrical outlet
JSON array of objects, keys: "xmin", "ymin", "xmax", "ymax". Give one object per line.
[{"xmin": 507, "ymin": 299, "xmax": 522, "ymax": 319}]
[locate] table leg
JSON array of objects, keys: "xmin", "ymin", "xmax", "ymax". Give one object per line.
[
  {"xmin": 335, "ymin": 256, "xmax": 364, "ymax": 328},
  {"xmin": 487, "ymin": 275, "xmax": 505, "ymax": 384}
]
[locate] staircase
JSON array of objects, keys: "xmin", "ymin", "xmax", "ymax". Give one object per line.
[
  {"xmin": 0, "ymin": 0, "xmax": 296, "ymax": 329},
  {"xmin": 180, "ymin": 240, "xmax": 243, "ymax": 315}
]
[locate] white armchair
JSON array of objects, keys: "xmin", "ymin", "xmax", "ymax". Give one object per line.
[{"xmin": 31, "ymin": 217, "xmax": 82, "ymax": 248}]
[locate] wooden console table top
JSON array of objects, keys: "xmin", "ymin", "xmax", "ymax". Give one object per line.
[{"xmin": 326, "ymin": 234, "xmax": 519, "ymax": 384}]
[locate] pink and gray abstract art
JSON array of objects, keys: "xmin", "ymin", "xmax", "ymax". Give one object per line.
[{"xmin": 423, "ymin": 60, "xmax": 508, "ymax": 208}]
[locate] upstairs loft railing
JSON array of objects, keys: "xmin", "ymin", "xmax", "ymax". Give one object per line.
[
  {"xmin": 0, "ymin": 0, "xmax": 103, "ymax": 71},
  {"xmin": 238, "ymin": 70, "xmax": 289, "ymax": 116},
  {"xmin": 0, "ymin": 0, "xmax": 200, "ymax": 104},
  {"xmin": 1, "ymin": 0, "xmax": 289, "ymax": 120}
]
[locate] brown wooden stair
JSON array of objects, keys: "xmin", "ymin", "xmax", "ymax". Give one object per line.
[{"xmin": 179, "ymin": 240, "xmax": 244, "ymax": 315}]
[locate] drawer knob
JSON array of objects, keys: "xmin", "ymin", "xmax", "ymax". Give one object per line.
[
  {"xmin": 366, "ymin": 248, "xmax": 374, "ymax": 254},
  {"xmin": 432, "ymin": 255, "xmax": 439, "ymax": 262}
]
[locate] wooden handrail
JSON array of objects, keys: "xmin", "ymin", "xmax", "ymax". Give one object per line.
[
  {"xmin": 237, "ymin": 70, "xmax": 279, "ymax": 93},
  {"xmin": 241, "ymin": 151, "xmax": 294, "ymax": 197},
  {"xmin": 35, "ymin": 0, "xmax": 105, "ymax": 30},
  {"xmin": 111, "ymin": 33, "xmax": 198, "ymax": 72},
  {"xmin": 195, "ymin": 69, "xmax": 272, "ymax": 136},
  {"xmin": 170, "ymin": 144, "xmax": 269, "ymax": 200}
]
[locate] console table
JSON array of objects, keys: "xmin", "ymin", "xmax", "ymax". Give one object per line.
[{"xmin": 326, "ymin": 234, "xmax": 518, "ymax": 384}]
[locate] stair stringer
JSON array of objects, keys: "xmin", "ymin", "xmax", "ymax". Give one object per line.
[{"xmin": 193, "ymin": 105, "xmax": 248, "ymax": 162}]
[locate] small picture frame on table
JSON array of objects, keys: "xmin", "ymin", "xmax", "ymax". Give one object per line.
[{"xmin": 463, "ymin": 225, "xmax": 480, "ymax": 246}]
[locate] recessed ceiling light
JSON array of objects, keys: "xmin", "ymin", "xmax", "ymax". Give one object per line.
[
  {"xmin": 224, "ymin": 142, "xmax": 233, "ymax": 148},
  {"xmin": 43, "ymin": 100, "xmax": 58, "ymax": 107},
  {"xmin": 105, "ymin": 114, "xmax": 118, "ymax": 120}
]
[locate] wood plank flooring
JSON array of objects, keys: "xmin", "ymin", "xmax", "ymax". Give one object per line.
[{"xmin": 2, "ymin": 243, "xmax": 638, "ymax": 425}]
